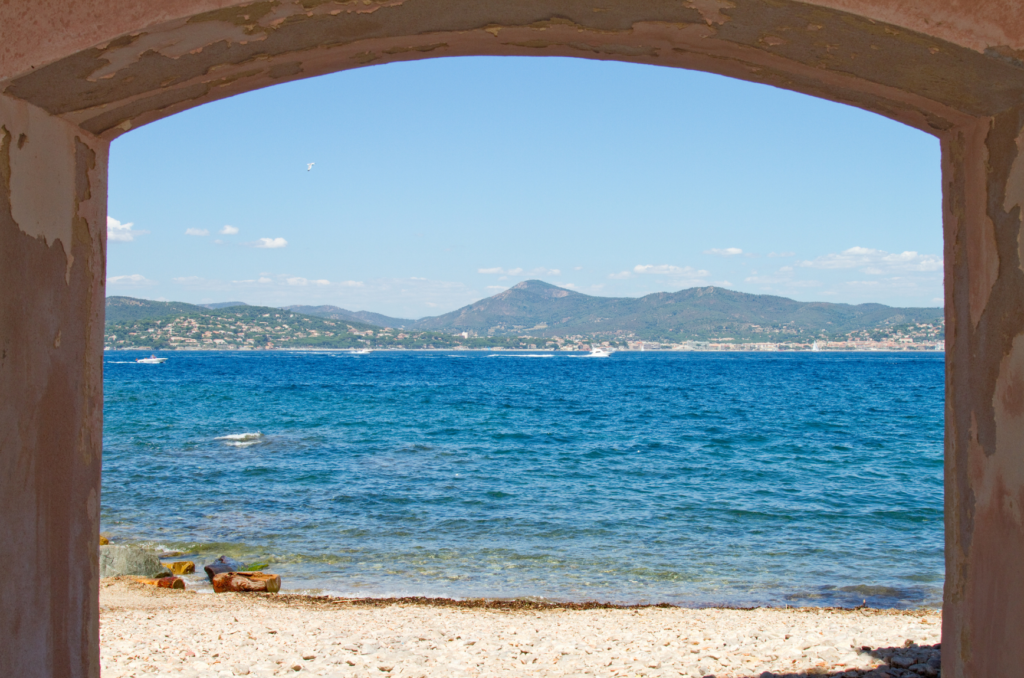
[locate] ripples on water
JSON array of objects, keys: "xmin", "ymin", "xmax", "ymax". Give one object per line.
[{"xmin": 102, "ymin": 351, "xmax": 944, "ymax": 608}]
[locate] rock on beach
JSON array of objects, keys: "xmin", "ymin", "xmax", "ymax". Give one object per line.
[
  {"xmin": 99, "ymin": 545, "xmax": 165, "ymax": 578},
  {"xmin": 99, "ymin": 579, "xmax": 941, "ymax": 678}
]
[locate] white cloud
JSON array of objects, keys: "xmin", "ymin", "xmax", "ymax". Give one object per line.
[
  {"xmin": 478, "ymin": 268, "xmax": 504, "ymax": 274},
  {"xmin": 486, "ymin": 285, "xmax": 507, "ymax": 290},
  {"xmin": 256, "ymin": 237, "xmax": 288, "ymax": 249},
  {"xmin": 768, "ymin": 251, "xmax": 795, "ymax": 258},
  {"xmin": 508, "ymin": 267, "xmax": 524, "ymax": 275},
  {"xmin": 800, "ymin": 247, "xmax": 942, "ymax": 274},
  {"xmin": 107, "ymin": 217, "xmax": 137, "ymax": 242},
  {"xmin": 338, "ymin": 280, "xmax": 364, "ymax": 287},
  {"xmin": 185, "ymin": 228, "xmax": 209, "ymax": 236},
  {"xmin": 634, "ymin": 264, "xmax": 710, "ymax": 278},
  {"xmin": 220, "ymin": 225, "xmax": 239, "ymax": 235},
  {"xmin": 173, "ymin": 276, "xmax": 204, "ymax": 284},
  {"xmin": 286, "ymin": 277, "xmax": 331, "ymax": 286},
  {"xmin": 715, "ymin": 280, "xmax": 734, "ymax": 287},
  {"xmin": 705, "ymin": 247, "xmax": 743, "ymax": 256},
  {"xmin": 258, "ymin": 277, "xmax": 273, "ymax": 283},
  {"xmin": 107, "ymin": 273, "xmax": 153, "ymax": 285},
  {"xmin": 608, "ymin": 271, "xmax": 632, "ymax": 279}
]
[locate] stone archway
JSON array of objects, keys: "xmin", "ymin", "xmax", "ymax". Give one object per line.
[{"xmin": 3, "ymin": 2, "xmax": 1024, "ymax": 676}]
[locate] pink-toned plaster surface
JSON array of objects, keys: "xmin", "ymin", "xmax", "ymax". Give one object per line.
[
  {"xmin": 0, "ymin": 95, "xmax": 108, "ymax": 678},
  {"xmin": 3, "ymin": 2, "xmax": 1024, "ymax": 677},
  {"xmin": 5, "ymin": 0, "xmax": 1024, "ymax": 84}
]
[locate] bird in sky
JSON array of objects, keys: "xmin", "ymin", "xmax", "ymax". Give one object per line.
[{"xmin": 307, "ymin": 162, "xmax": 315, "ymax": 171}]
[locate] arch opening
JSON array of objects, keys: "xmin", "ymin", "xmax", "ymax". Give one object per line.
[{"xmin": 5, "ymin": 1, "xmax": 1024, "ymax": 676}]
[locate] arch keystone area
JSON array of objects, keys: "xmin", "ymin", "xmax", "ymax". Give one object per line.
[{"xmin": 4, "ymin": 1, "xmax": 1024, "ymax": 676}]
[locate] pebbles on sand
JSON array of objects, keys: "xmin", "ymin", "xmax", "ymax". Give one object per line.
[{"xmin": 99, "ymin": 579, "xmax": 940, "ymax": 678}]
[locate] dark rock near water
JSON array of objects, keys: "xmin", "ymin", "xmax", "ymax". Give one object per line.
[{"xmin": 204, "ymin": 556, "xmax": 245, "ymax": 581}]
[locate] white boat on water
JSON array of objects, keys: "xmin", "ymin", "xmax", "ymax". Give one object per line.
[
  {"xmin": 350, "ymin": 348, "xmax": 372, "ymax": 355},
  {"xmin": 136, "ymin": 355, "xmax": 167, "ymax": 364},
  {"xmin": 587, "ymin": 348, "xmax": 613, "ymax": 358}
]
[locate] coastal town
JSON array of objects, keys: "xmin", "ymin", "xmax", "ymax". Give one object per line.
[{"xmin": 105, "ymin": 306, "xmax": 945, "ymax": 352}]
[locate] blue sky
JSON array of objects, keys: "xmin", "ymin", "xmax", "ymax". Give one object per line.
[{"xmin": 107, "ymin": 56, "xmax": 942, "ymax": 318}]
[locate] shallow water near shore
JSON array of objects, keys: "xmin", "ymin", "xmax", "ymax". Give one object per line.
[{"xmin": 102, "ymin": 350, "xmax": 944, "ymax": 608}]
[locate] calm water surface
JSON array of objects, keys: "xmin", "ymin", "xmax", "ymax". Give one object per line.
[{"xmin": 102, "ymin": 351, "xmax": 944, "ymax": 608}]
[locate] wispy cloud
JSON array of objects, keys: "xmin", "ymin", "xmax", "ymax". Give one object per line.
[
  {"xmin": 705, "ymin": 247, "xmax": 743, "ymax": 256},
  {"xmin": 185, "ymin": 228, "xmax": 209, "ymax": 236},
  {"xmin": 768, "ymin": 251, "xmax": 795, "ymax": 258},
  {"xmin": 634, "ymin": 264, "xmax": 710, "ymax": 278},
  {"xmin": 220, "ymin": 225, "xmax": 239, "ymax": 235},
  {"xmin": 800, "ymin": 247, "xmax": 942, "ymax": 274},
  {"xmin": 286, "ymin": 277, "xmax": 332, "ymax": 286},
  {"xmin": 608, "ymin": 271, "xmax": 632, "ymax": 280},
  {"xmin": 107, "ymin": 217, "xmax": 138, "ymax": 243},
  {"xmin": 107, "ymin": 273, "xmax": 153, "ymax": 285},
  {"xmin": 255, "ymin": 237, "xmax": 288, "ymax": 249}
]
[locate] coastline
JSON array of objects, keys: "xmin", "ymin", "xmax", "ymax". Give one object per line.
[
  {"xmin": 104, "ymin": 347, "xmax": 944, "ymax": 353},
  {"xmin": 100, "ymin": 578, "xmax": 941, "ymax": 677}
]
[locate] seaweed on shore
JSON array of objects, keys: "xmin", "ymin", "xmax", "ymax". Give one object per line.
[{"xmin": 259, "ymin": 593, "xmax": 939, "ymax": 616}]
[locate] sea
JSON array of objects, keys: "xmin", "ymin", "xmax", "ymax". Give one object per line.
[{"xmin": 102, "ymin": 350, "xmax": 944, "ymax": 608}]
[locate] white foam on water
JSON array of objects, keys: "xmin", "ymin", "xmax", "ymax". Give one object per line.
[
  {"xmin": 215, "ymin": 432, "xmax": 264, "ymax": 446},
  {"xmin": 487, "ymin": 354, "xmax": 555, "ymax": 358}
]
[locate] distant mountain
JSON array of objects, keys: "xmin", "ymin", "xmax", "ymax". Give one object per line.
[
  {"xmin": 201, "ymin": 301, "xmax": 248, "ymax": 309},
  {"xmin": 412, "ymin": 280, "xmax": 944, "ymax": 341},
  {"xmin": 108, "ymin": 283, "xmax": 945, "ymax": 344},
  {"xmin": 104, "ymin": 296, "xmax": 538, "ymax": 351},
  {"xmin": 106, "ymin": 297, "xmax": 209, "ymax": 324},
  {"xmin": 106, "ymin": 297, "xmax": 376, "ymax": 333},
  {"xmin": 285, "ymin": 305, "xmax": 414, "ymax": 329}
]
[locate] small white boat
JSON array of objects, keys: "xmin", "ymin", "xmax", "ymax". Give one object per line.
[
  {"xmin": 136, "ymin": 355, "xmax": 167, "ymax": 364},
  {"xmin": 587, "ymin": 348, "xmax": 612, "ymax": 358},
  {"xmin": 350, "ymin": 348, "xmax": 372, "ymax": 355}
]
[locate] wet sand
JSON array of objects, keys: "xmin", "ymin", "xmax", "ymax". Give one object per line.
[{"xmin": 99, "ymin": 578, "xmax": 941, "ymax": 677}]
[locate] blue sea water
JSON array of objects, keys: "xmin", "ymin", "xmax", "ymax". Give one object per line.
[{"xmin": 102, "ymin": 350, "xmax": 944, "ymax": 608}]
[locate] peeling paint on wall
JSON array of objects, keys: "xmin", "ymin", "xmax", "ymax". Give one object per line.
[
  {"xmin": 0, "ymin": 96, "xmax": 78, "ymax": 283},
  {"xmin": 685, "ymin": 0, "xmax": 735, "ymax": 26}
]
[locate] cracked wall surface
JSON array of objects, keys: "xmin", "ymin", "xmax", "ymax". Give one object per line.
[
  {"xmin": 8, "ymin": 0, "xmax": 1024, "ymax": 138},
  {"xmin": 3, "ymin": 1, "xmax": 1024, "ymax": 676},
  {"xmin": 0, "ymin": 94, "xmax": 107, "ymax": 678}
]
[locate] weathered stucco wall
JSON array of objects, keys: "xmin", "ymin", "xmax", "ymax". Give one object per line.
[
  {"xmin": 2, "ymin": 1, "xmax": 1024, "ymax": 676},
  {"xmin": 0, "ymin": 94, "xmax": 108, "ymax": 678},
  {"xmin": 942, "ymin": 106, "xmax": 1024, "ymax": 678}
]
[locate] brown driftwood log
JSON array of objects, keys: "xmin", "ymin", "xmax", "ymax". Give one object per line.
[
  {"xmin": 211, "ymin": 571, "xmax": 281, "ymax": 594},
  {"xmin": 162, "ymin": 560, "xmax": 195, "ymax": 575},
  {"xmin": 133, "ymin": 576, "xmax": 185, "ymax": 589}
]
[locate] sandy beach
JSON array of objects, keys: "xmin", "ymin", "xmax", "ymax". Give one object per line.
[{"xmin": 100, "ymin": 579, "xmax": 940, "ymax": 678}]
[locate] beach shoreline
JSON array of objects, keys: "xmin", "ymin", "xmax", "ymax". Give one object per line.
[{"xmin": 100, "ymin": 578, "xmax": 941, "ymax": 677}]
